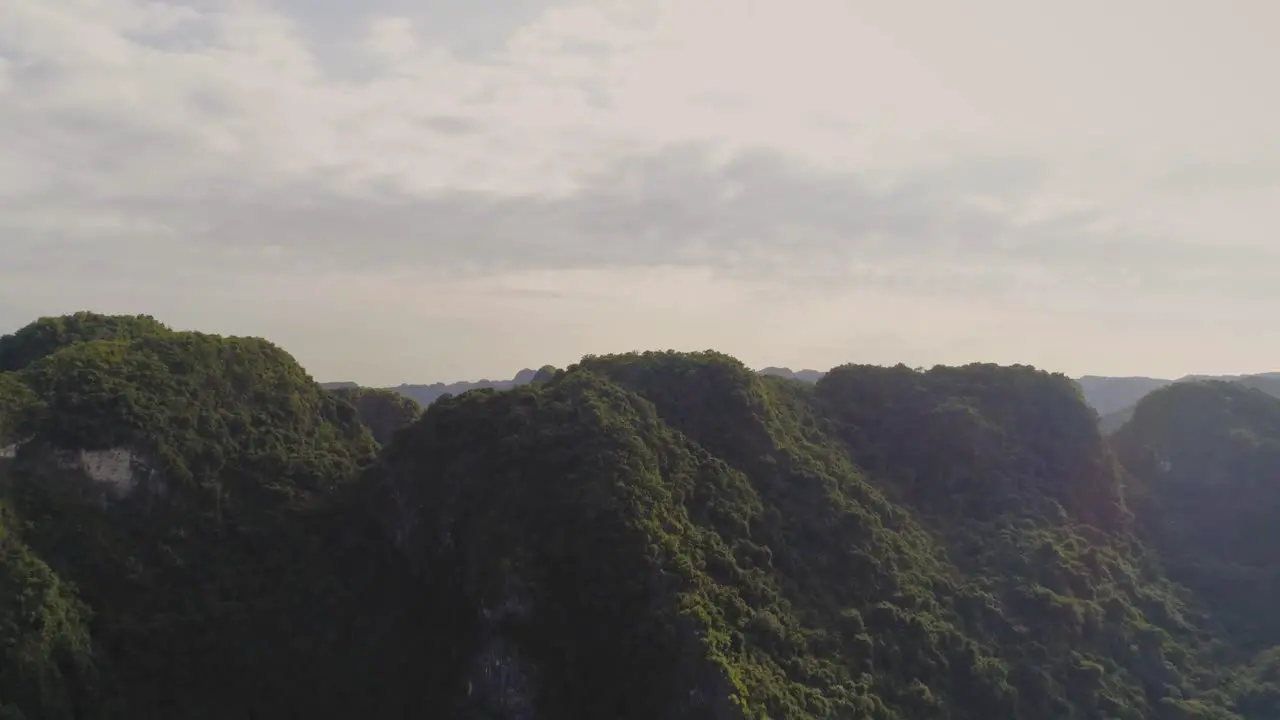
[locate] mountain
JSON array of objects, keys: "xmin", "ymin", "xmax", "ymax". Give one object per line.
[
  {"xmin": 1113, "ymin": 381, "xmax": 1280, "ymax": 718},
  {"xmin": 1113, "ymin": 382, "xmax": 1280, "ymax": 648},
  {"xmin": 358, "ymin": 366, "xmax": 1275, "ymax": 423},
  {"xmin": 371, "ymin": 365, "xmax": 554, "ymax": 407},
  {"xmin": 758, "ymin": 366, "xmax": 826, "ymax": 383},
  {"xmin": 385, "ymin": 353, "xmax": 1244, "ymax": 718},
  {"xmin": 1093, "ymin": 374, "xmax": 1280, "ymax": 434},
  {"xmin": 342, "ymin": 365, "xmax": 823, "ymax": 409},
  {"xmin": 1074, "ymin": 375, "xmax": 1173, "ymax": 417},
  {"xmin": 330, "ymin": 366, "xmax": 1280, "ymax": 420},
  {"xmin": 328, "ymin": 386, "xmax": 422, "ymax": 445},
  {"xmin": 0, "ymin": 313, "xmax": 431, "ymax": 718},
  {"xmin": 2, "ymin": 312, "xmax": 1277, "ymax": 718}
]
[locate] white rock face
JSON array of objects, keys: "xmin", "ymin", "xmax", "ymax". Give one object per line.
[
  {"xmin": 82, "ymin": 449, "xmax": 137, "ymax": 493},
  {"xmin": 56, "ymin": 448, "xmax": 142, "ymax": 498},
  {"xmin": 0, "ymin": 444, "xmax": 15, "ymax": 458}
]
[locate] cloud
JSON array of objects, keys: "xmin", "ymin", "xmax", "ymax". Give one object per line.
[
  {"xmin": 2, "ymin": 0, "xmax": 1280, "ymax": 382},
  {"xmin": 1156, "ymin": 162, "xmax": 1280, "ymax": 195},
  {"xmin": 2, "ymin": 139, "xmax": 1263, "ymax": 301},
  {"xmin": 0, "ymin": 139, "xmax": 1060, "ymax": 279}
]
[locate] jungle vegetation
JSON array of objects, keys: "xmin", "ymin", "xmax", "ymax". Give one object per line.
[{"xmin": 0, "ymin": 312, "xmax": 1275, "ymax": 719}]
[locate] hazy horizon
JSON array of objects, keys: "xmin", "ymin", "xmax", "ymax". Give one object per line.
[
  {"xmin": 5, "ymin": 0, "xmax": 1278, "ymax": 385},
  {"xmin": 11, "ymin": 308, "xmax": 1275, "ymax": 388},
  {"xmin": 313, "ymin": 354, "xmax": 1280, "ymax": 388},
  {"xmin": 319, "ymin": 364, "xmax": 1280, "ymax": 389}
]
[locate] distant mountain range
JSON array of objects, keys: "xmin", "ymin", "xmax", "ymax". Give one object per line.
[
  {"xmin": 327, "ymin": 367, "xmax": 1280, "ymax": 436},
  {"xmin": 1073, "ymin": 376, "xmax": 1173, "ymax": 417},
  {"xmin": 8, "ymin": 311, "xmax": 1280, "ymax": 718},
  {"xmin": 322, "ymin": 365, "xmax": 828, "ymax": 406},
  {"xmin": 758, "ymin": 366, "xmax": 826, "ymax": 383},
  {"xmin": 1076, "ymin": 372, "xmax": 1280, "ymax": 433}
]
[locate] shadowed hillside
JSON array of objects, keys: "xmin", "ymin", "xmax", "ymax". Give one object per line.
[
  {"xmin": 1114, "ymin": 382, "xmax": 1280, "ymax": 649},
  {"xmin": 0, "ymin": 313, "xmax": 1272, "ymax": 718},
  {"xmin": 1088, "ymin": 374, "xmax": 1280, "ymax": 435},
  {"xmin": 383, "ymin": 352, "xmax": 1242, "ymax": 719},
  {"xmin": 0, "ymin": 314, "xmax": 432, "ymax": 718},
  {"xmin": 1113, "ymin": 381, "xmax": 1280, "ymax": 717},
  {"xmin": 328, "ymin": 386, "xmax": 422, "ymax": 445},
  {"xmin": 1075, "ymin": 375, "xmax": 1173, "ymax": 417}
]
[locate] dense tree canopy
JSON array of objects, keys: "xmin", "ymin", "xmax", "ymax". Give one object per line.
[
  {"xmin": 0, "ymin": 313, "xmax": 1274, "ymax": 718},
  {"xmin": 328, "ymin": 386, "xmax": 422, "ymax": 445},
  {"xmin": 0, "ymin": 314, "xmax": 407, "ymax": 717},
  {"xmin": 1115, "ymin": 383, "xmax": 1280, "ymax": 657}
]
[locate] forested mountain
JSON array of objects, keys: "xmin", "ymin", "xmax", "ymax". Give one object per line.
[
  {"xmin": 327, "ymin": 386, "xmax": 423, "ymax": 445},
  {"xmin": 337, "ymin": 368, "xmax": 1278, "ymax": 428},
  {"xmin": 758, "ymin": 366, "xmax": 826, "ymax": 382},
  {"xmin": 1094, "ymin": 374, "xmax": 1280, "ymax": 434},
  {"xmin": 1, "ymin": 312, "xmax": 1278, "ymax": 718},
  {"xmin": 1114, "ymin": 383, "xmax": 1280, "ymax": 648},
  {"xmin": 0, "ymin": 313, "xmax": 433, "ymax": 718},
  {"xmin": 1075, "ymin": 376, "xmax": 1174, "ymax": 417},
  {"xmin": 327, "ymin": 367, "xmax": 553, "ymax": 407},
  {"xmin": 326, "ymin": 365, "xmax": 821, "ymax": 409},
  {"xmin": 1112, "ymin": 381, "xmax": 1280, "ymax": 718}
]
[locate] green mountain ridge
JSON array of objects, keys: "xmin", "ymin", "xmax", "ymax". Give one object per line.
[
  {"xmin": 327, "ymin": 365, "xmax": 824, "ymax": 409},
  {"xmin": 323, "ymin": 365, "xmax": 560, "ymax": 407},
  {"xmin": 1097, "ymin": 375, "xmax": 1280, "ymax": 435},
  {"xmin": 0, "ymin": 313, "xmax": 430, "ymax": 717},
  {"xmin": 1, "ymin": 312, "xmax": 1277, "ymax": 718},
  {"xmin": 1114, "ymin": 382, "xmax": 1280, "ymax": 648},
  {"xmin": 335, "ymin": 368, "xmax": 1277, "ymax": 435},
  {"xmin": 1075, "ymin": 376, "xmax": 1174, "ymax": 418}
]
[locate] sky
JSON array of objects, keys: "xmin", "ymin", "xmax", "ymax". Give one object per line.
[{"xmin": 2, "ymin": 0, "xmax": 1279, "ymax": 384}]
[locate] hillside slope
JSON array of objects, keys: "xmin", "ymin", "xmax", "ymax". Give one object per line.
[
  {"xmin": 0, "ymin": 314, "xmax": 431, "ymax": 718},
  {"xmin": 383, "ymin": 352, "xmax": 1240, "ymax": 719},
  {"xmin": 0, "ymin": 312, "xmax": 1272, "ymax": 719},
  {"xmin": 328, "ymin": 385, "xmax": 422, "ymax": 444},
  {"xmin": 1096, "ymin": 375, "xmax": 1280, "ymax": 435},
  {"xmin": 1112, "ymin": 381, "xmax": 1280, "ymax": 717},
  {"xmin": 1075, "ymin": 376, "xmax": 1173, "ymax": 417},
  {"xmin": 331, "ymin": 364, "xmax": 818, "ymax": 410},
  {"xmin": 1113, "ymin": 382, "xmax": 1280, "ymax": 650}
]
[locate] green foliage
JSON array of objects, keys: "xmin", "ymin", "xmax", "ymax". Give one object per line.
[
  {"xmin": 1114, "ymin": 381, "xmax": 1280, "ymax": 688},
  {"xmin": 0, "ymin": 314, "xmax": 412, "ymax": 717},
  {"xmin": 0, "ymin": 374, "xmax": 36, "ymax": 446},
  {"xmin": 329, "ymin": 386, "xmax": 422, "ymax": 445},
  {"xmin": 386, "ymin": 372, "xmax": 761, "ymax": 717},
  {"xmin": 0, "ymin": 313, "xmax": 1273, "ymax": 719},
  {"xmin": 816, "ymin": 362, "xmax": 1127, "ymax": 530},
  {"xmin": 531, "ymin": 364, "xmax": 560, "ymax": 384},
  {"xmin": 0, "ymin": 503, "xmax": 94, "ymax": 719},
  {"xmin": 1229, "ymin": 648, "xmax": 1280, "ymax": 719},
  {"xmin": 1094, "ymin": 374, "xmax": 1280, "ymax": 436},
  {"xmin": 0, "ymin": 312, "xmax": 170, "ymax": 373},
  {"xmin": 384, "ymin": 352, "xmax": 1241, "ymax": 719}
]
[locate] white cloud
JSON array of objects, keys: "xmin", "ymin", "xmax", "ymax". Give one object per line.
[{"xmin": 1, "ymin": 0, "xmax": 1279, "ymax": 382}]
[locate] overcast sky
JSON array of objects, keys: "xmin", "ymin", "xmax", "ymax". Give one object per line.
[{"xmin": 3, "ymin": 0, "xmax": 1278, "ymax": 384}]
